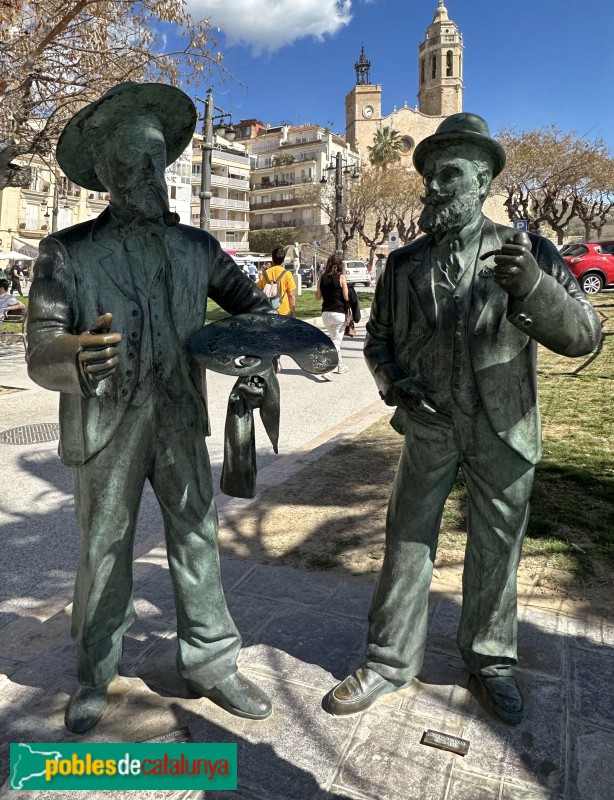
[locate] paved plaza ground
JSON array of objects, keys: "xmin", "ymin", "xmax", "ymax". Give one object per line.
[{"xmin": 0, "ymin": 321, "xmax": 613, "ymax": 799}]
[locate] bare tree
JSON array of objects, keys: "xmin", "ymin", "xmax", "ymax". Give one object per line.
[
  {"xmin": 494, "ymin": 127, "xmax": 614, "ymax": 244},
  {"xmin": 0, "ymin": 0, "xmax": 222, "ymax": 189},
  {"xmin": 299, "ymin": 176, "xmax": 360, "ymax": 257},
  {"xmin": 352, "ymin": 166, "xmax": 423, "ymax": 261},
  {"xmin": 301, "ymin": 165, "xmax": 423, "ymax": 260},
  {"xmin": 571, "ymin": 151, "xmax": 614, "ymax": 240}
]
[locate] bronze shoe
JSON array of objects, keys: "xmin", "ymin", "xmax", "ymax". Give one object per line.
[
  {"xmin": 323, "ymin": 667, "xmax": 400, "ymax": 716},
  {"xmin": 188, "ymin": 671, "xmax": 272, "ymax": 720},
  {"xmin": 473, "ymin": 665, "xmax": 524, "ymax": 725},
  {"xmin": 65, "ymin": 684, "xmax": 109, "ymax": 734}
]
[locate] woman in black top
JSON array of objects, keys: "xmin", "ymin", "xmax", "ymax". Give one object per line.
[{"xmin": 316, "ymin": 253, "xmax": 350, "ymax": 379}]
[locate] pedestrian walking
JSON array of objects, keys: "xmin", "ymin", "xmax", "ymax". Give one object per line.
[
  {"xmin": 316, "ymin": 253, "xmax": 350, "ymax": 379},
  {"xmin": 9, "ymin": 263, "xmax": 23, "ymax": 295},
  {"xmin": 258, "ymin": 245, "xmax": 296, "ymax": 372}
]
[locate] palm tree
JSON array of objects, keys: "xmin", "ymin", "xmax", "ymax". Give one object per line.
[{"xmin": 368, "ymin": 127, "xmax": 403, "ymax": 169}]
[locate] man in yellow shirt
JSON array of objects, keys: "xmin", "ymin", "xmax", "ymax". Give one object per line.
[
  {"xmin": 258, "ymin": 246, "xmax": 296, "ymax": 317},
  {"xmin": 258, "ymin": 246, "xmax": 296, "ymax": 373}
]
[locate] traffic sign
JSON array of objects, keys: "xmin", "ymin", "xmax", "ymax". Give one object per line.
[
  {"xmin": 513, "ymin": 220, "xmax": 528, "ymax": 232},
  {"xmin": 388, "ymin": 232, "xmax": 399, "ymax": 251}
]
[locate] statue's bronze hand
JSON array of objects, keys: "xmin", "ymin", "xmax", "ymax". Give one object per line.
[
  {"xmin": 491, "ymin": 232, "xmax": 540, "ymax": 298},
  {"xmin": 386, "ymin": 376, "xmax": 432, "ymax": 407},
  {"xmin": 78, "ymin": 313, "xmax": 122, "ymax": 381},
  {"xmin": 386, "ymin": 377, "xmax": 452, "ymax": 428},
  {"xmin": 235, "ymin": 374, "xmax": 267, "ymax": 401}
]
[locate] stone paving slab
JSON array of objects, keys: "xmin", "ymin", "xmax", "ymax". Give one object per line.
[
  {"xmin": 0, "ymin": 346, "xmax": 36, "ymax": 390},
  {"xmin": 1, "ymin": 559, "xmax": 613, "ymax": 799}
]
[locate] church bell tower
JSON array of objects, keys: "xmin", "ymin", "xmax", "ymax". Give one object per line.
[
  {"xmin": 418, "ymin": 1, "xmax": 463, "ymax": 117},
  {"xmin": 345, "ymin": 46, "xmax": 382, "ymax": 151}
]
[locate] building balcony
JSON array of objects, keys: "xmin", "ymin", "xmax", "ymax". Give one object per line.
[
  {"xmin": 87, "ymin": 191, "xmax": 110, "ymax": 202},
  {"xmin": 210, "ymin": 219, "xmax": 249, "ymax": 231},
  {"xmin": 219, "ymin": 240, "xmax": 249, "ymax": 251},
  {"xmin": 192, "ymin": 196, "xmax": 249, "ymax": 210},
  {"xmin": 211, "ymin": 174, "xmax": 250, "ymax": 190},
  {"xmin": 250, "ymin": 219, "xmax": 297, "ymax": 231},
  {"xmin": 211, "ymin": 148, "xmax": 250, "ymax": 166},
  {"xmin": 252, "ymin": 160, "xmax": 316, "ymax": 175},
  {"xmin": 211, "ymin": 197, "xmax": 250, "ymax": 210},
  {"xmin": 251, "ymin": 176, "xmax": 315, "ymax": 190},
  {"xmin": 15, "ymin": 224, "xmax": 49, "ymax": 238},
  {"xmin": 21, "ymin": 185, "xmax": 50, "ymax": 200},
  {"xmin": 277, "ymin": 139, "xmax": 324, "ymax": 149},
  {"xmin": 250, "ymin": 140, "xmax": 284, "ymax": 154},
  {"xmin": 251, "ymin": 198, "xmax": 296, "ymax": 211}
]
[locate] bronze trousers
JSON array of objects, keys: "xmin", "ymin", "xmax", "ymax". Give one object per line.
[
  {"xmin": 366, "ymin": 404, "xmax": 534, "ymax": 684},
  {"xmin": 71, "ymin": 393, "xmax": 241, "ymax": 689}
]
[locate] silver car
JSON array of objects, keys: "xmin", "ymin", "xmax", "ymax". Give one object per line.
[{"xmin": 343, "ymin": 260, "xmax": 371, "ymax": 286}]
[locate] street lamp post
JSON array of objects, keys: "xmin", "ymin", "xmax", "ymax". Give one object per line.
[
  {"xmin": 43, "ymin": 174, "xmax": 68, "ymax": 233},
  {"xmin": 321, "ymin": 152, "xmax": 359, "ymax": 256},
  {"xmin": 196, "ymin": 89, "xmax": 235, "ymax": 232},
  {"xmin": 333, "ymin": 152, "xmax": 343, "ymax": 257}
]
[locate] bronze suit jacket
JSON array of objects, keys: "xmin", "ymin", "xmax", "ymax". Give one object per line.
[
  {"xmin": 27, "ymin": 208, "xmax": 271, "ymax": 466},
  {"xmin": 365, "ymin": 217, "xmax": 602, "ymax": 464}
]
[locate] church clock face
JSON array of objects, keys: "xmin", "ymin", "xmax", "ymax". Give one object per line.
[{"xmin": 362, "ymin": 105, "xmax": 374, "ymax": 118}]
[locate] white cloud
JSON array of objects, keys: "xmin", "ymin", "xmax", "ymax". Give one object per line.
[{"xmin": 186, "ymin": 0, "xmax": 352, "ymax": 53}]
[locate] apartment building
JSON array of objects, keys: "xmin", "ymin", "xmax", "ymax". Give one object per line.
[
  {"xmin": 0, "ymin": 124, "xmax": 357, "ymax": 262},
  {"xmin": 235, "ymin": 122, "xmax": 360, "ymax": 244},
  {"xmin": 0, "ymin": 143, "xmax": 195, "ymax": 261},
  {"xmin": 0, "ymin": 160, "xmax": 110, "ymax": 260},
  {"xmin": 190, "ymin": 133, "xmax": 250, "ymax": 253}
]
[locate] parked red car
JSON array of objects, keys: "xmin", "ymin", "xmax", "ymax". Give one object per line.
[{"xmin": 561, "ymin": 241, "xmax": 614, "ymax": 294}]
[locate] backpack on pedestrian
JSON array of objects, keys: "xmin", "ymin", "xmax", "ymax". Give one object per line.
[{"xmin": 263, "ymin": 268, "xmax": 289, "ymax": 310}]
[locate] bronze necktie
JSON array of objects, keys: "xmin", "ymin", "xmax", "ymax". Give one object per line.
[{"xmin": 445, "ymin": 238, "xmax": 463, "ymax": 285}]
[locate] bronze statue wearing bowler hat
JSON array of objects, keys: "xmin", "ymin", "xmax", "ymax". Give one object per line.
[
  {"xmin": 26, "ymin": 82, "xmax": 283, "ymax": 733},
  {"xmin": 323, "ymin": 113, "xmax": 601, "ymax": 725}
]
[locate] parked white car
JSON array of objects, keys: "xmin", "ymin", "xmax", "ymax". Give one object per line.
[{"xmin": 343, "ymin": 260, "xmax": 371, "ymax": 286}]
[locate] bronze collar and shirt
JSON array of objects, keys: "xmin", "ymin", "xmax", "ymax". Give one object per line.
[{"xmin": 424, "ymin": 214, "xmax": 486, "ymax": 415}]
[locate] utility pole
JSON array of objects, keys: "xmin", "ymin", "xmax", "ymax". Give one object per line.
[
  {"xmin": 199, "ymin": 89, "xmax": 214, "ymax": 231},
  {"xmin": 334, "ymin": 152, "xmax": 343, "ymax": 256},
  {"xmin": 51, "ymin": 180, "xmax": 59, "ymax": 233}
]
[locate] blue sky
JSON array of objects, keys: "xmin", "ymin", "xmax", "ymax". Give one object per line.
[{"xmin": 182, "ymin": 0, "xmax": 614, "ymax": 150}]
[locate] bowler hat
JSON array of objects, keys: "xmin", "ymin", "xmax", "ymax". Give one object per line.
[
  {"xmin": 56, "ymin": 82, "xmax": 197, "ymax": 191},
  {"xmin": 413, "ymin": 113, "xmax": 506, "ymax": 178}
]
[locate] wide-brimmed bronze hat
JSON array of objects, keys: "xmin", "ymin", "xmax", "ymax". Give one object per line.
[
  {"xmin": 56, "ymin": 82, "xmax": 197, "ymax": 192},
  {"xmin": 413, "ymin": 113, "xmax": 506, "ymax": 178}
]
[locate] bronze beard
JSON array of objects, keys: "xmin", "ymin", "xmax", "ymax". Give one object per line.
[{"xmin": 418, "ymin": 186, "xmax": 482, "ymax": 237}]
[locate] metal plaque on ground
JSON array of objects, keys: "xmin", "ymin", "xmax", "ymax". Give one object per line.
[
  {"xmin": 421, "ymin": 729, "xmax": 470, "ymax": 756},
  {"xmin": 140, "ymin": 727, "xmax": 192, "ymax": 744}
]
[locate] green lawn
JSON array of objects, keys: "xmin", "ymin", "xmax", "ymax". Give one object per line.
[
  {"xmin": 3, "ymin": 292, "xmax": 371, "ymax": 330},
  {"xmin": 206, "ymin": 291, "xmax": 373, "ymax": 323},
  {"xmin": 438, "ymin": 295, "xmax": 614, "ymax": 583},
  {"xmin": 0, "ymin": 295, "xmax": 28, "ymax": 332}
]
